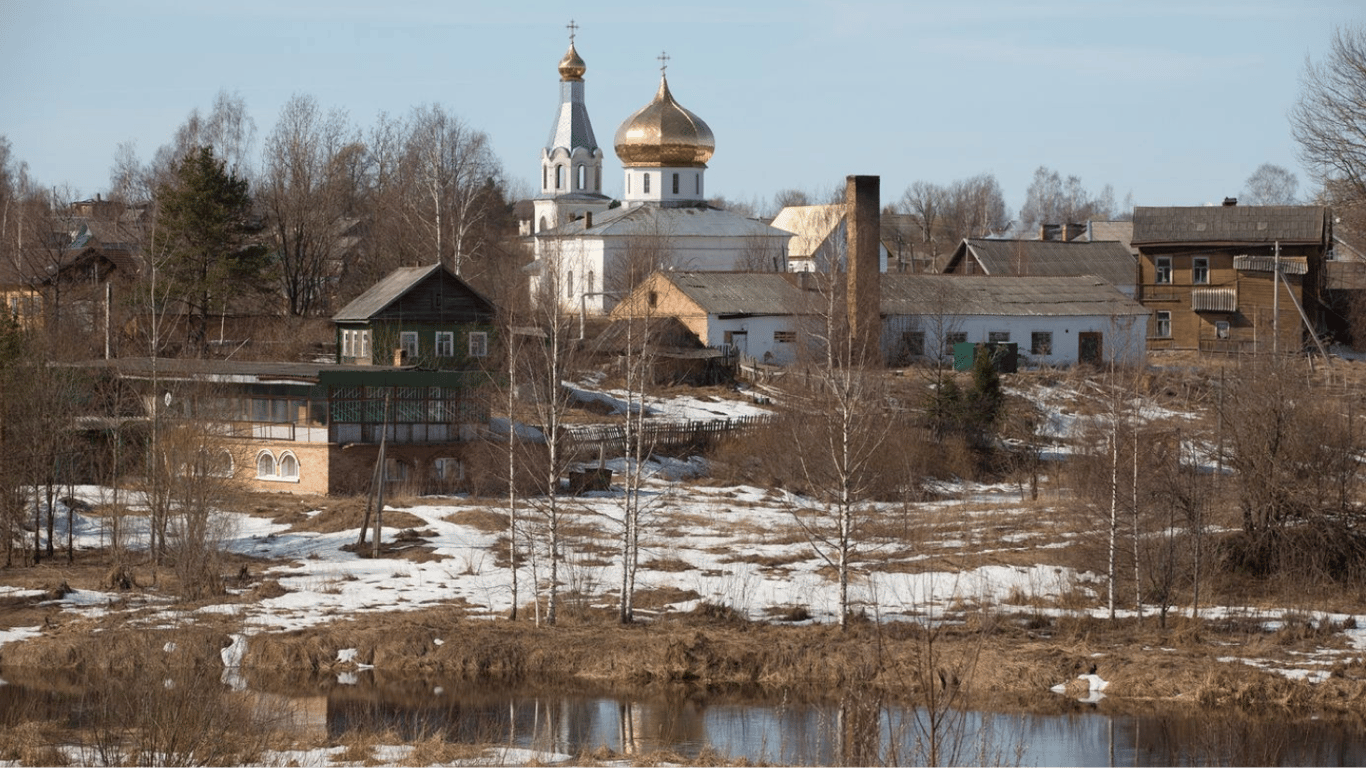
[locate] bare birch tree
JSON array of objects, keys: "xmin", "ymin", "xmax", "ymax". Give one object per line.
[{"xmin": 261, "ymin": 94, "xmax": 356, "ymax": 316}]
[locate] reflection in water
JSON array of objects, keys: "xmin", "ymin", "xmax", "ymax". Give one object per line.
[{"xmin": 3, "ymin": 671, "xmax": 1366, "ymax": 766}]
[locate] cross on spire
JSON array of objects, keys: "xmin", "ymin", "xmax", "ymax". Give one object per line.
[
  {"xmin": 566, "ymin": 19, "xmax": 578, "ymax": 43},
  {"xmin": 658, "ymin": 51, "xmax": 670, "ymax": 74}
]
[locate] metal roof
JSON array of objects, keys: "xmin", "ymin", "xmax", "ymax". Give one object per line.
[
  {"xmin": 662, "ymin": 271, "xmax": 808, "ymax": 315},
  {"xmin": 880, "ymin": 274, "xmax": 1149, "ymax": 317},
  {"xmin": 332, "ymin": 264, "xmax": 440, "ymax": 322},
  {"xmin": 1131, "ymin": 205, "xmax": 1328, "ymax": 246},
  {"xmin": 543, "ymin": 203, "xmax": 791, "ymax": 240},
  {"xmin": 650, "ymin": 271, "xmax": 1146, "ymax": 319},
  {"xmin": 951, "ymin": 238, "xmax": 1137, "ymax": 287}
]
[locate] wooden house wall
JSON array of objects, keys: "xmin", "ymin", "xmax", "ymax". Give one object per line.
[{"xmin": 1137, "ymin": 245, "xmax": 1314, "ymax": 352}]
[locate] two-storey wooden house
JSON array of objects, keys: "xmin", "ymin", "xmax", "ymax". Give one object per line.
[
  {"xmin": 333, "ymin": 264, "xmax": 497, "ymax": 368},
  {"xmin": 1132, "ymin": 204, "xmax": 1330, "ymax": 353}
]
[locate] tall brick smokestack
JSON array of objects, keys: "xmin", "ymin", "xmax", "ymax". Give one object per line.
[{"xmin": 846, "ymin": 175, "xmax": 880, "ymax": 364}]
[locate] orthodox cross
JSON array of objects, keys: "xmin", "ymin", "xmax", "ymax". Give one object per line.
[
  {"xmin": 567, "ymin": 19, "xmax": 578, "ymax": 43},
  {"xmin": 658, "ymin": 51, "xmax": 670, "ymax": 74}
]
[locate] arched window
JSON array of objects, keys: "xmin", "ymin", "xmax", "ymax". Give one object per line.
[
  {"xmin": 556, "ymin": 165, "xmax": 564, "ymax": 190},
  {"xmin": 278, "ymin": 452, "xmax": 299, "ymax": 480},
  {"xmin": 538, "ymin": 216, "xmax": 548, "ymax": 233},
  {"xmin": 566, "ymin": 270, "xmax": 574, "ymax": 300},
  {"xmin": 577, "ymin": 164, "xmax": 586, "ymax": 190},
  {"xmin": 695, "ymin": 173, "xmax": 701, "ymax": 195},
  {"xmin": 256, "ymin": 451, "xmax": 276, "ymax": 479},
  {"xmin": 542, "ymin": 166, "xmax": 547, "ymax": 191},
  {"xmin": 594, "ymin": 166, "xmax": 600, "ymax": 191}
]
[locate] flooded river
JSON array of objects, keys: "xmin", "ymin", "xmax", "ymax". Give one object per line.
[{"xmin": 2, "ymin": 671, "xmax": 1363, "ymax": 765}]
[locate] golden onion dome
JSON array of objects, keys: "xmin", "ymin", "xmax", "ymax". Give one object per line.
[
  {"xmin": 558, "ymin": 43, "xmax": 586, "ymax": 82},
  {"xmin": 614, "ymin": 75, "xmax": 715, "ymax": 168}
]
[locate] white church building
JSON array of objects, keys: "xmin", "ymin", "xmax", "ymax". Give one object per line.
[{"xmin": 526, "ymin": 32, "xmax": 791, "ymax": 316}]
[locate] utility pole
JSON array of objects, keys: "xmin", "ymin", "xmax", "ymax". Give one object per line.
[{"xmin": 1273, "ymin": 240, "xmax": 1280, "ymax": 354}]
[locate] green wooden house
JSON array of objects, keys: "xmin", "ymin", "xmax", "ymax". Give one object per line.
[{"xmin": 333, "ymin": 264, "xmax": 497, "ymax": 369}]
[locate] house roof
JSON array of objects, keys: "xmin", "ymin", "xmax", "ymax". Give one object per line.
[
  {"xmin": 1082, "ymin": 220, "xmax": 1135, "ymax": 252},
  {"xmin": 948, "ymin": 238, "xmax": 1137, "ymax": 287},
  {"xmin": 542, "ymin": 203, "xmax": 790, "ymax": 240},
  {"xmin": 332, "ymin": 264, "xmax": 441, "ymax": 322},
  {"xmin": 769, "ymin": 205, "xmax": 844, "ymax": 259},
  {"xmin": 1131, "ymin": 205, "xmax": 1328, "ymax": 246},
  {"xmin": 880, "ymin": 274, "xmax": 1148, "ymax": 318},
  {"xmin": 643, "ymin": 271, "xmax": 1145, "ymax": 320},
  {"xmin": 656, "ymin": 271, "xmax": 809, "ymax": 316}
]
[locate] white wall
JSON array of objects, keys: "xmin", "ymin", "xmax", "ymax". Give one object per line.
[
  {"xmin": 705, "ymin": 315, "xmax": 804, "ymax": 365},
  {"xmin": 882, "ymin": 313, "xmax": 1149, "ymax": 367}
]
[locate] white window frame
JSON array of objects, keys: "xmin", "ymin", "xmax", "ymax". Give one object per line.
[
  {"xmin": 1155, "ymin": 256, "xmax": 1172, "ymax": 285},
  {"xmin": 435, "ymin": 331, "xmax": 454, "ymax": 357},
  {"xmin": 342, "ymin": 330, "xmax": 354, "ymax": 358},
  {"xmin": 434, "ymin": 457, "xmax": 464, "ymax": 482},
  {"xmin": 1192, "ymin": 257, "xmax": 1209, "ymax": 285},
  {"xmin": 987, "ymin": 331, "xmax": 1010, "ymax": 344},
  {"xmin": 359, "ymin": 330, "xmax": 370, "ymax": 360},
  {"xmin": 256, "ymin": 449, "xmax": 300, "ymax": 483},
  {"xmin": 468, "ymin": 331, "xmax": 488, "ymax": 358},
  {"xmin": 1156, "ymin": 310, "xmax": 1172, "ymax": 338},
  {"xmin": 1215, "ymin": 320, "xmax": 1230, "ymax": 339},
  {"xmin": 400, "ymin": 331, "xmax": 418, "ymax": 358}
]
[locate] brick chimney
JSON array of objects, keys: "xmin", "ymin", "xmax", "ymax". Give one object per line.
[{"xmin": 846, "ymin": 175, "xmax": 880, "ymax": 364}]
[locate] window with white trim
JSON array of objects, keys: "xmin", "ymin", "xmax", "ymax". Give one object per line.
[
  {"xmin": 399, "ymin": 331, "xmax": 418, "ymax": 359},
  {"xmin": 1215, "ymin": 320, "xmax": 1230, "ymax": 339},
  {"xmin": 435, "ymin": 331, "xmax": 454, "ymax": 357},
  {"xmin": 1155, "ymin": 257, "xmax": 1172, "ymax": 284},
  {"xmin": 256, "ymin": 451, "xmax": 276, "ymax": 479},
  {"xmin": 342, "ymin": 331, "xmax": 354, "ymax": 358},
  {"xmin": 1192, "ymin": 257, "xmax": 1209, "ymax": 285},
  {"xmin": 468, "ymin": 331, "xmax": 488, "ymax": 358},
  {"xmin": 278, "ymin": 452, "xmax": 299, "ymax": 480},
  {"xmin": 987, "ymin": 331, "xmax": 1010, "ymax": 343},
  {"xmin": 433, "ymin": 457, "xmax": 464, "ymax": 482},
  {"xmin": 359, "ymin": 330, "xmax": 370, "ymax": 360},
  {"xmin": 1156, "ymin": 310, "xmax": 1172, "ymax": 338}
]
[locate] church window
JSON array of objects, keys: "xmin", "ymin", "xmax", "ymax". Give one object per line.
[
  {"xmin": 577, "ymin": 164, "xmax": 586, "ymax": 190},
  {"xmin": 643, "ymin": 173, "xmax": 650, "ymax": 194},
  {"xmin": 538, "ymin": 216, "xmax": 548, "ymax": 233},
  {"xmin": 586, "ymin": 271, "xmax": 594, "ymax": 294},
  {"xmin": 594, "ymin": 166, "xmax": 600, "ymax": 191},
  {"xmin": 542, "ymin": 166, "xmax": 547, "ymax": 191},
  {"xmin": 672, "ymin": 173, "xmax": 679, "ymax": 195},
  {"xmin": 556, "ymin": 165, "xmax": 564, "ymax": 190},
  {"xmin": 695, "ymin": 173, "xmax": 700, "ymax": 195},
  {"xmin": 626, "ymin": 174, "xmax": 630, "ymax": 193},
  {"xmin": 566, "ymin": 271, "xmax": 574, "ymax": 299}
]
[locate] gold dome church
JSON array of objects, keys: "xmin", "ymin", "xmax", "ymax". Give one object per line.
[{"xmin": 526, "ymin": 27, "xmax": 791, "ymax": 315}]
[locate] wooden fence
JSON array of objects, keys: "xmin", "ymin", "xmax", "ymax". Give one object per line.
[{"xmin": 563, "ymin": 415, "xmax": 771, "ymax": 456}]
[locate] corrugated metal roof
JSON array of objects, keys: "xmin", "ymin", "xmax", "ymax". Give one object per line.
[
  {"xmin": 881, "ymin": 274, "xmax": 1148, "ymax": 317},
  {"xmin": 332, "ymin": 264, "xmax": 440, "ymax": 321},
  {"xmin": 664, "ymin": 271, "xmax": 808, "ymax": 315},
  {"xmin": 542, "ymin": 203, "xmax": 790, "ymax": 240},
  {"xmin": 955, "ymin": 239, "xmax": 1136, "ymax": 287},
  {"xmin": 654, "ymin": 272, "xmax": 1146, "ymax": 319},
  {"xmin": 1233, "ymin": 255, "xmax": 1309, "ymax": 274},
  {"xmin": 1132, "ymin": 205, "xmax": 1328, "ymax": 245}
]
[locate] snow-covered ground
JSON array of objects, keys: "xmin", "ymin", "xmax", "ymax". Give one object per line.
[{"xmin": 2, "ymin": 373, "xmax": 1363, "ymax": 764}]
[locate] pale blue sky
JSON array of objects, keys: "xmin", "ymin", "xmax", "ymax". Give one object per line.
[{"xmin": 1, "ymin": 0, "xmax": 1361, "ymax": 217}]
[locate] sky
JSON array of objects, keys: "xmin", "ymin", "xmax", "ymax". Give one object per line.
[{"xmin": 1, "ymin": 0, "xmax": 1362, "ymax": 218}]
